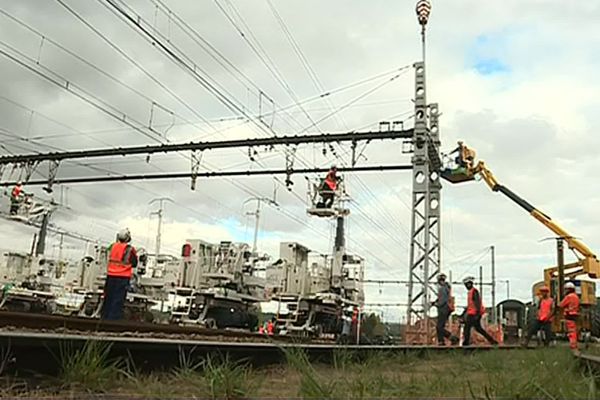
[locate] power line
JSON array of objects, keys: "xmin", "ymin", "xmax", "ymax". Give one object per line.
[{"xmin": 0, "ymin": 165, "xmax": 412, "ymax": 186}]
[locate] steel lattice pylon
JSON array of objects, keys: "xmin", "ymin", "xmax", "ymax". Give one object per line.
[{"xmin": 406, "ymin": 61, "xmax": 442, "ymax": 330}]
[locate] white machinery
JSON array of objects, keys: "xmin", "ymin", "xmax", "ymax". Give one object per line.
[{"xmin": 170, "ymin": 240, "xmax": 265, "ymax": 330}]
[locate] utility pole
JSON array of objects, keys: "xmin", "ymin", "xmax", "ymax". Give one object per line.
[
  {"xmin": 150, "ymin": 197, "xmax": 173, "ymax": 268},
  {"xmin": 491, "ymin": 245, "xmax": 496, "ymax": 322},
  {"xmin": 557, "ymin": 238, "xmax": 565, "ymax": 301},
  {"xmin": 35, "ymin": 211, "xmax": 51, "ymax": 256},
  {"xmin": 407, "ymin": 0, "xmax": 442, "ymax": 335},
  {"xmin": 244, "ymin": 196, "xmax": 278, "ymax": 254},
  {"xmin": 479, "ymin": 265, "xmax": 484, "ymax": 296}
]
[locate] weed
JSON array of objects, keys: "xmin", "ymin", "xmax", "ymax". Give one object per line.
[
  {"xmin": 284, "ymin": 347, "xmax": 336, "ymax": 398},
  {"xmin": 203, "ymin": 354, "xmax": 253, "ymax": 399},
  {"xmin": 57, "ymin": 340, "xmax": 123, "ymax": 392}
]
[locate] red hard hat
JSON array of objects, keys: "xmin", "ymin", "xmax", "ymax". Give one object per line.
[{"xmin": 540, "ymin": 286, "xmax": 550, "ymax": 292}]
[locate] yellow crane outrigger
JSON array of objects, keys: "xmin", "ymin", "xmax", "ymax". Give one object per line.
[{"xmin": 441, "ymin": 141, "xmax": 600, "ymax": 336}]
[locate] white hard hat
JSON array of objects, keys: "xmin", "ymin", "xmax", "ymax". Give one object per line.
[
  {"xmin": 462, "ymin": 276, "xmax": 475, "ymax": 284},
  {"xmin": 116, "ymin": 228, "xmax": 131, "ymax": 243},
  {"xmin": 565, "ymin": 282, "xmax": 576, "ymax": 290}
]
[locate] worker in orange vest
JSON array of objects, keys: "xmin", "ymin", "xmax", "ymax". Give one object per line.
[
  {"xmin": 559, "ymin": 281, "xmax": 580, "ymax": 351},
  {"xmin": 267, "ymin": 319, "xmax": 274, "ymax": 335},
  {"xmin": 102, "ymin": 228, "xmax": 138, "ymax": 320},
  {"xmin": 9, "ymin": 181, "xmax": 23, "ymax": 215},
  {"xmin": 461, "ymin": 276, "xmax": 498, "ymax": 346},
  {"xmin": 319, "ymin": 166, "xmax": 339, "ymax": 208},
  {"xmin": 523, "ymin": 286, "xmax": 554, "ymax": 347}
]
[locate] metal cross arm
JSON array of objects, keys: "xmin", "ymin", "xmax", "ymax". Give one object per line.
[{"xmin": 0, "ymin": 129, "xmax": 414, "ymax": 165}]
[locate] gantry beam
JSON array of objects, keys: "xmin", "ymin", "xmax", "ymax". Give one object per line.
[{"xmin": 0, "ymin": 129, "xmax": 413, "ymax": 165}]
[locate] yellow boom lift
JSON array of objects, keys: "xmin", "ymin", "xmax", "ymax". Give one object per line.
[{"xmin": 441, "ymin": 141, "xmax": 600, "ymax": 337}]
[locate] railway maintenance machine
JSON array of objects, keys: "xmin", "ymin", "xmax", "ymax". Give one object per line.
[{"xmin": 442, "ymin": 141, "xmax": 600, "ymax": 339}]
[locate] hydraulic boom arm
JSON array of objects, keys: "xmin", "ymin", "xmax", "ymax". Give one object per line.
[{"xmin": 442, "ymin": 142, "xmax": 600, "ymax": 279}]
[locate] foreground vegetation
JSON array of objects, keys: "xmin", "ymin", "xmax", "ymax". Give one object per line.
[{"xmin": 1, "ymin": 342, "xmax": 598, "ymax": 399}]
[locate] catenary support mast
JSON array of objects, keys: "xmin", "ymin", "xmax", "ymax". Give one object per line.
[{"xmin": 406, "ymin": 0, "xmax": 442, "ymax": 337}]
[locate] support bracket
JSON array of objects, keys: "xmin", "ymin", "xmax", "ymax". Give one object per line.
[{"xmin": 190, "ymin": 150, "xmax": 203, "ymax": 191}]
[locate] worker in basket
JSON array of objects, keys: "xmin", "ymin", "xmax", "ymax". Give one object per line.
[
  {"xmin": 560, "ymin": 281, "xmax": 580, "ymax": 352},
  {"xmin": 318, "ymin": 165, "xmax": 340, "ymax": 209},
  {"xmin": 522, "ymin": 285, "xmax": 554, "ymax": 347},
  {"xmin": 449, "ymin": 141, "xmax": 476, "ymax": 170},
  {"xmin": 9, "ymin": 181, "xmax": 24, "ymax": 215},
  {"xmin": 102, "ymin": 228, "xmax": 138, "ymax": 320},
  {"xmin": 461, "ymin": 276, "xmax": 498, "ymax": 346}
]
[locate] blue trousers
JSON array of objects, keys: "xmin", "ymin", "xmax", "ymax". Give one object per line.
[{"xmin": 102, "ymin": 276, "xmax": 129, "ymax": 320}]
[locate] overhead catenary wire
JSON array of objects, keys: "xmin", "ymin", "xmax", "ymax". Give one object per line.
[{"xmin": 5, "ymin": 0, "xmax": 418, "ymax": 276}]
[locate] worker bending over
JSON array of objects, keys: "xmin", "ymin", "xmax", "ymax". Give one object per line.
[
  {"xmin": 433, "ymin": 273, "xmax": 458, "ymax": 346},
  {"xmin": 522, "ymin": 286, "xmax": 554, "ymax": 347},
  {"xmin": 560, "ymin": 282, "xmax": 580, "ymax": 352},
  {"xmin": 319, "ymin": 166, "xmax": 340, "ymax": 208},
  {"xmin": 102, "ymin": 228, "xmax": 138, "ymax": 320},
  {"xmin": 462, "ymin": 276, "xmax": 498, "ymax": 346}
]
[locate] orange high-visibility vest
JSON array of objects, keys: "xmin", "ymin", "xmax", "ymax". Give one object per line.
[
  {"xmin": 11, "ymin": 185, "xmax": 21, "ymax": 199},
  {"xmin": 560, "ymin": 292, "xmax": 580, "ymax": 318},
  {"xmin": 107, "ymin": 242, "xmax": 134, "ymax": 278},
  {"xmin": 537, "ymin": 297, "xmax": 554, "ymax": 322},
  {"xmin": 324, "ymin": 171, "xmax": 337, "ymax": 191},
  {"xmin": 267, "ymin": 321, "xmax": 274, "ymax": 335},
  {"xmin": 467, "ymin": 287, "xmax": 485, "ymax": 316}
]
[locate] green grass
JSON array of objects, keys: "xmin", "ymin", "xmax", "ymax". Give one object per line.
[
  {"xmin": 3, "ymin": 345, "xmax": 599, "ymax": 398},
  {"xmin": 57, "ymin": 340, "xmax": 125, "ymax": 392}
]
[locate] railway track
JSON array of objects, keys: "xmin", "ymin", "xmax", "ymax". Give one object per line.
[{"xmin": 575, "ymin": 350, "xmax": 600, "ymax": 373}]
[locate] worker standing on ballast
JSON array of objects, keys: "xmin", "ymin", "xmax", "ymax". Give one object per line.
[
  {"xmin": 102, "ymin": 228, "xmax": 138, "ymax": 320},
  {"xmin": 560, "ymin": 282, "xmax": 580, "ymax": 352},
  {"xmin": 9, "ymin": 181, "xmax": 23, "ymax": 215},
  {"xmin": 461, "ymin": 276, "xmax": 498, "ymax": 346},
  {"xmin": 433, "ymin": 273, "xmax": 458, "ymax": 346},
  {"xmin": 522, "ymin": 286, "xmax": 554, "ymax": 347},
  {"xmin": 320, "ymin": 165, "xmax": 340, "ymax": 208}
]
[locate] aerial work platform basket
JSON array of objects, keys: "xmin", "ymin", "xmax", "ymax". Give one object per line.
[
  {"xmin": 440, "ymin": 167, "xmax": 476, "ymax": 184},
  {"xmin": 306, "ymin": 178, "xmax": 350, "ymax": 218}
]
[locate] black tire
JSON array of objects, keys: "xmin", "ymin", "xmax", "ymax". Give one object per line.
[{"xmin": 205, "ymin": 318, "xmax": 217, "ymax": 329}]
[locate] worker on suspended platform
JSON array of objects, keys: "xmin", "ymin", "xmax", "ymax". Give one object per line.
[
  {"xmin": 318, "ymin": 165, "xmax": 340, "ymax": 209},
  {"xmin": 9, "ymin": 181, "xmax": 23, "ymax": 215},
  {"xmin": 560, "ymin": 281, "xmax": 580, "ymax": 352},
  {"xmin": 102, "ymin": 228, "xmax": 138, "ymax": 320},
  {"xmin": 522, "ymin": 285, "xmax": 554, "ymax": 347}
]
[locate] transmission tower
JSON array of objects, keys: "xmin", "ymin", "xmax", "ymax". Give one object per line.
[{"xmin": 406, "ymin": 0, "xmax": 442, "ymax": 330}]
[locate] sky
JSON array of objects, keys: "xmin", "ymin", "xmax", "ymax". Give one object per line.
[{"xmin": 1, "ymin": 0, "xmax": 599, "ymax": 322}]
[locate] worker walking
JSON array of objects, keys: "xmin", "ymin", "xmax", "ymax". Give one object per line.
[
  {"xmin": 523, "ymin": 286, "xmax": 554, "ymax": 347},
  {"xmin": 319, "ymin": 165, "xmax": 339, "ymax": 208},
  {"xmin": 433, "ymin": 273, "xmax": 458, "ymax": 346},
  {"xmin": 102, "ymin": 228, "xmax": 138, "ymax": 320},
  {"xmin": 9, "ymin": 182, "xmax": 23, "ymax": 215},
  {"xmin": 462, "ymin": 276, "xmax": 498, "ymax": 346},
  {"xmin": 560, "ymin": 282, "xmax": 580, "ymax": 352}
]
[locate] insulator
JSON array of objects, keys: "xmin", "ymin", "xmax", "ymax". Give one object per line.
[{"xmin": 416, "ymin": 0, "xmax": 431, "ymax": 26}]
